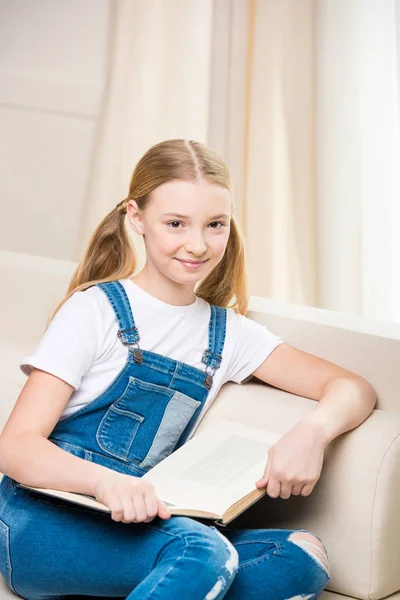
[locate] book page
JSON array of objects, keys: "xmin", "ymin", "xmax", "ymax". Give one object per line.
[{"xmin": 142, "ymin": 418, "xmax": 282, "ymax": 515}]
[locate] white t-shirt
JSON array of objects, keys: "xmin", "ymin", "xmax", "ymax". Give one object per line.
[{"xmin": 20, "ymin": 278, "xmax": 284, "ymax": 439}]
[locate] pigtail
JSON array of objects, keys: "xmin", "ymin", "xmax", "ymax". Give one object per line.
[
  {"xmin": 46, "ymin": 201, "xmax": 136, "ymax": 329},
  {"xmin": 196, "ymin": 217, "xmax": 249, "ymax": 315}
]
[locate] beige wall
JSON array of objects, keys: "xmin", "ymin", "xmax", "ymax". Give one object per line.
[{"xmin": 0, "ymin": 0, "xmax": 109, "ymax": 260}]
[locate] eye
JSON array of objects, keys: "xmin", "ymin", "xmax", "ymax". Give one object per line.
[
  {"xmin": 167, "ymin": 221, "xmax": 182, "ymax": 228},
  {"xmin": 209, "ymin": 221, "xmax": 225, "ymax": 229},
  {"xmin": 166, "ymin": 221, "xmax": 226, "ymax": 229}
]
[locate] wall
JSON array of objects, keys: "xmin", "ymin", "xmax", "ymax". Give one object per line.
[{"xmin": 0, "ymin": 0, "xmax": 109, "ymax": 260}]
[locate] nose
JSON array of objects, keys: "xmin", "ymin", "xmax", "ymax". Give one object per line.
[{"xmin": 184, "ymin": 230, "xmax": 208, "ymax": 256}]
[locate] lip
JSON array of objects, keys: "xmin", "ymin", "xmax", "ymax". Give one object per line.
[{"xmin": 176, "ymin": 258, "xmax": 208, "ymax": 268}]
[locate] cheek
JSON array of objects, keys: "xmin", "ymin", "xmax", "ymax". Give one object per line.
[
  {"xmin": 150, "ymin": 230, "xmax": 179, "ymax": 256},
  {"xmin": 213, "ymin": 231, "xmax": 230, "ymax": 255}
]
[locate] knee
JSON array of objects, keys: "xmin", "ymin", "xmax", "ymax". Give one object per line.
[
  {"xmin": 288, "ymin": 531, "xmax": 330, "ymax": 577},
  {"xmin": 185, "ymin": 525, "xmax": 238, "ymax": 575},
  {"xmin": 172, "ymin": 525, "xmax": 238, "ymax": 599},
  {"xmin": 208, "ymin": 526, "xmax": 239, "ymax": 578},
  {"xmin": 202, "ymin": 527, "xmax": 239, "ymax": 600}
]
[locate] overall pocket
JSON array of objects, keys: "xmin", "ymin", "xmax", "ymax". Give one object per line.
[
  {"xmin": 96, "ymin": 376, "xmax": 201, "ymax": 469},
  {"xmin": 0, "ymin": 518, "xmax": 17, "ymax": 593}
]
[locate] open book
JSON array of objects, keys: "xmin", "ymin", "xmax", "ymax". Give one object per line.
[{"xmin": 17, "ymin": 418, "xmax": 283, "ymax": 526}]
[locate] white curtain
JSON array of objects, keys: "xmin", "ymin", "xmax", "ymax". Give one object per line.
[
  {"xmin": 208, "ymin": 0, "xmax": 316, "ymax": 308},
  {"xmin": 316, "ymin": 0, "xmax": 400, "ymax": 321},
  {"xmin": 210, "ymin": 0, "xmax": 400, "ymax": 321},
  {"xmin": 81, "ymin": 0, "xmax": 400, "ymax": 322}
]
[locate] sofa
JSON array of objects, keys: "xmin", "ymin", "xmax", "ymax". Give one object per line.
[{"xmin": 0, "ymin": 248, "xmax": 399, "ymax": 600}]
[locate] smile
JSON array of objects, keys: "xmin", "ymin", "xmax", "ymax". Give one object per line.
[{"xmin": 175, "ymin": 259, "xmax": 208, "ymax": 269}]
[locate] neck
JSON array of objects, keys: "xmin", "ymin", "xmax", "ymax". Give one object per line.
[{"xmin": 130, "ymin": 269, "xmax": 197, "ymax": 307}]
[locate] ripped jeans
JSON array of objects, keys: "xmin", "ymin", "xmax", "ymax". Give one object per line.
[{"xmin": 0, "ymin": 478, "xmax": 330, "ymax": 599}]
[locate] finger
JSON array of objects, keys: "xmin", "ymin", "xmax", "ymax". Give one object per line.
[
  {"xmin": 132, "ymin": 493, "xmax": 148, "ymax": 523},
  {"xmin": 266, "ymin": 477, "xmax": 281, "ymax": 499},
  {"xmin": 256, "ymin": 474, "xmax": 269, "ymax": 488},
  {"xmin": 120, "ymin": 494, "xmax": 137, "ymax": 523},
  {"xmin": 300, "ymin": 483, "xmax": 314, "ymax": 497},
  {"xmin": 256, "ymin": 461, "xmax": 271, "ymax": 487},
  {"xmin": 279, "ymin": 481, "xmax": 293, "ymax": 500},
  {"xmin": 142, "ymin": 490, "xmax": 159, "ymax": 523},
  {"xmin": 291, "ymin": 483, "xmax": 304, "ymax": 496},
  {"xmin": 109, "ymin": 499, "xmax": 125, "ymax": 522},
  {"xmin": 157, "ymin": 498, "xmax": 172, "ymax": 520}
]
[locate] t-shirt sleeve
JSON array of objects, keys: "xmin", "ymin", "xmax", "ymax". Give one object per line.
[
  {"xmin": 19, "ymin": 291, "xmax": 103, "ymax": 390},
  {"xmin": 226, "ymin": 309, "xmax": 284, "ymax": 384}
]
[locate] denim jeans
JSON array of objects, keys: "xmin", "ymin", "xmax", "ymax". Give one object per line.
[{"xmin": 0, "ymin": 476, "xmax": 330, "ymax": 600}]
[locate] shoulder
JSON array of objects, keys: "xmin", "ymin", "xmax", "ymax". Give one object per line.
[
  {"xmin": 224, "ymin": 306, "xmax": 256, "ymax": 329},
  {"xmin": 225, "ymin": 306, "xmax": 283, "ymax": 345},
  {"xmin": 19, "ymin": 285, "xmax": 113, "ymax": 388},
  {"xmin": 206, "ymin": 304, "xmax": 262, "ymax": 334},
  {"xmin": 218, "ymin": 308, "xmax": 283, "ymax": 385},
  {"xmin": 80, "ymin": 284, "xmax": 113, "ymax": 314},
  {"xmin": 48, "ymin": 285, "xmax": 115, "ymax": 334}
]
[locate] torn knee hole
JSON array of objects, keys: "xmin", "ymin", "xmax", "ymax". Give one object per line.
[
  {"xmin": 288, "ymin": 532, "xmax": 330, "ymax": 575},
  {"xmin": 211, "ymin": 527, "xmax": 239, "ymax": 576}
]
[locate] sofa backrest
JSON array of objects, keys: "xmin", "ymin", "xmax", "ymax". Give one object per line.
[
  {"xmin": 0, "ymin": 250, "xmax": 78, "ymax": 433},
  {"xmin": 247, "ymin": 297, "xmax": 400, "ymax": 413},
  {"xmin": 0, "ymin": 249, "xmax": 78, "ymax": 343}
]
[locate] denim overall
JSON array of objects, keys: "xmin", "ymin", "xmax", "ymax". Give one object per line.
[
  {"xmin": 45, "ymin": 280, "xmax": 227, "ymax": 476},
  {"xmin": 0, "ymin": 281, "xmax": 330, "ymax": 599}
]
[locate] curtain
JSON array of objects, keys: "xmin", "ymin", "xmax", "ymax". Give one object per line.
[
  {"xmin": 208, "ymin": 0, "xmax": 316, "ymax": 307},
  {"xmin": 315, "ymin": 0, "xmax": 400, "ymax": 321},
  {"xmin": 77, "ymin": 0, "xmax": 214, "ymax": 270},
  {"xmin": 81, "ymin": 0, "xmax": 400, "ymax": 321}
]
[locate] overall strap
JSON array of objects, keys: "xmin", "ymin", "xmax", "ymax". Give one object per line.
[
  {"xmin": 96, "ymin": 281, "xmax": 140, "ymax": 345},
  {"xmin": 201, "ymin": 304, "xmax": 227, "ymax": 382}
]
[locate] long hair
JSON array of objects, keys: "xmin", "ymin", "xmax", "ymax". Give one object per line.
[{"xmin": 47, "ymin": 139, "xmax": 248, "ymax": 328}]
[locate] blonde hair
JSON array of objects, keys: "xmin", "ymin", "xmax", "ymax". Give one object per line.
[{"xmin": 47, "ymin": 139, "xmax": 249, "ymax": 328}]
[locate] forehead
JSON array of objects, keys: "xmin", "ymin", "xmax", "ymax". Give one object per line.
[{"xmin": 149, "ymin": 180, "xmax": 231, "ymax": 213}]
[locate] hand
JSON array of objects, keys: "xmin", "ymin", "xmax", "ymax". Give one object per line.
[
  {"xmin": 255, "ymin": 420, "xmax": 327, "ymax": 499},
  {"xmin": 94, "ymin": 472, "xmax": 172, "ymax": 523}
]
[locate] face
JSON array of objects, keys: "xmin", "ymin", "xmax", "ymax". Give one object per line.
[{"xmin": 127, "ymin": 179, "xmax": 233, "ymax": 285}]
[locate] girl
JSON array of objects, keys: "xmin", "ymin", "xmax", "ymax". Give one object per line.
[{"xmin": 0, "ymin": 139, "xmax": 375, "ymax": 599}]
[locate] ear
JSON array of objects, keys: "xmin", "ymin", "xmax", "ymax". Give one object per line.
[{"xmin": 126, "ymin": 200, "xmax": 144, "ymax": 236}]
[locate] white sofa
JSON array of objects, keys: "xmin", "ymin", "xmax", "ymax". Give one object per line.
[{"xmin": 0, "ymin": 249, "xmax": 399, "ymax": 600}]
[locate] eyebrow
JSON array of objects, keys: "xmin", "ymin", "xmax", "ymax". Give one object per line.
[{"xmin": 162, "ymin": 212, "xmax": 230, "ymax": 220}]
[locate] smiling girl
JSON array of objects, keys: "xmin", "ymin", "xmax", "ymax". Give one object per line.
[{"xmin": 0, "ymin": 139, "xmax": 375, "ymax": 599}]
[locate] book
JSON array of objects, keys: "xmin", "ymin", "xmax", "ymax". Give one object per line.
[{"xmin": 17, "ymin": 418, "xmax": 283, "ymax": 526}]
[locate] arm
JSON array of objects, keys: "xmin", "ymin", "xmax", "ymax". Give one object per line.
[
  {"xmin": 252, "ymin": 342, "xmax": 377, "ymax": 441},
  {"xmin": 251, "ymin": 343, "xmax": 377, "ymax": 497},
  {"xmin": 0, "ymin": 368, "xmax": 119, "ymax": 497}
]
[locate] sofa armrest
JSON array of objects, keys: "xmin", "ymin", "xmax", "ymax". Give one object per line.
[{"xmin": 196, "ymin": 381, "xmax": 400, "ymax": 600}]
